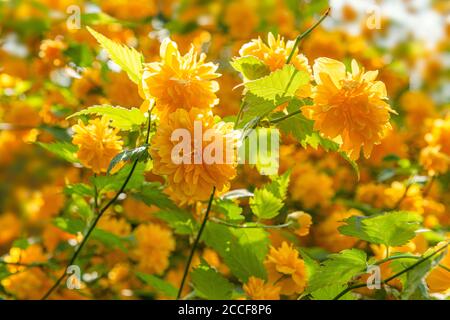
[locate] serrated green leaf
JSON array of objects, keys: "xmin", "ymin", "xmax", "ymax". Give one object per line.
[
  {"xmin": 309, "ymin": 249, "xmax": 367, "ymax": 292},
  {"xmin": 191, "ymin": 263, "xmax": 234, "ymax": 300},
  {"xmin": 249, "ymin": 173, "xmax": 289, "ymax": 220},
  {"xmin": 64, "ymin": 183, "xmax": 94, "ymax": 197},
  {"xmin": 92, "ymin": 162, "xmax": 145, "ymax": 192},
  {"xmin": 245, "ymin": 65, "xmax": 309, "ymax": 101},
  {"xmin": 273, "ymin": 98, "xmax": 315, "ymax": 142},
  {"xmin": 213, "ymin": 199, "xmax": 244, "ymax": 222},
  {"xmin": 133, "ymin": 182, "xmax": 177, "ymax": 210},
  {"xmin": 92, "ymin": 228, "xmax": 128, "ymax": 252},
  {"xmin": 230, "ymin": 56, "xmax": 270, "ymax": 80},
  {"xmin": 310, "ymin": 284, "xmax": 356, "ymax": 300},
  {"xmin": 390, "ymin": 256, "xmax": 431, "ymax": 300},
  {"xmin": 53, "ymin": 217, "xmax": 85, "ymax": 234},
  {"xmin": 137, "ymin": 273, "xmax": 178, "ymax": 298},
  {"xmin": 203, "ymin": 223, "xmax": 269, "ymax": 282},
  {"xmin": 155, "ymin": 209, "xmax": 197, "ymax": 235},
  {"xmin": 88, "ymin": 26, "xmax": 143, "ymax": 84},
  {"xmin": 37, "ymin": 142, "xmax": 79, "ymax": 163},
  {"xmin": 250, "ymin": 188, "xmax": 283, "ymax": 220},
  {"xmin": 68, "ymin": 105, "xmax": 146, "ymax": 131},
  {"xmin": 267, "ymin": 170, "xmax": 291, "ymax": 200},
  {"xmin": 107, "ymin": 144, "xmax": 149, "ymax": 174},
  {"xmin": 338, "ymin": 211, "xmax": 423, "ymax": 247}
]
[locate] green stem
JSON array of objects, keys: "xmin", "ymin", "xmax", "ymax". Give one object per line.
[
  {"xmin": 41, "ymin": 113, "xmax": 152, "ymax": 300},
  {"xmin": 210, "ymin": 217, "xmax": 292, "ymax": 229},
  {"xmin": 270, "ymin": 109, "xmax": 302, "ymax": 124},
  {"xmin": 234, "ymin": 100, "xmax": 245, "ymax": 128},
  {"xmin": 286, "ymin": 7, "xmax": 331, "ymax": 64},
  {"xmin": 176, "ymin": 187, "xmax": 216, "ymax": 300},
  {"xmin": 333, "ymin": 241, "xmax": 449, "ymax": 300}
]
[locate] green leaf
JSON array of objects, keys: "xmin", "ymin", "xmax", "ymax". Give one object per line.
[
  {"xmin": 230, "ymin": 56, "xmax": 270, "ymax": 80},
  {"xmin": 133, "ymin": 182, "xmax": 177, "ymax": 210},
  {"xmin": 309, "ymin": 249, "xmax": 367, "ymax": 292},
  {"xmin": 203, "ymin": 223, "xmax": 269, "ymax": 282},
  {"xmin": 11, "ymin": 238, "xmax": 31, "ymax": 250},
  {"xmin": 245, "ymin": 65, "xmax": 309, "ymax": 101},
  {"xmin": 92, "ymin": 228, "xmax": 128, "ymax": 252},
  {"xmin": 155, "ymin": 209, "xmax": 197, "ymax": 235},
  {"xmin": 266, "ymin": 170, "xmax": 291, "ymax": 200},
  {"xmin": 338, "ymin": 211, "xmax": 423, "ymax": 247},
  {"xmin": 389, "ymin": 256, "xmax": 431, "ymax": 300},
  {"xmin": 191, "ymin": 263, "xmax": 234, "ymax": 300},
  {"xmin": 107, "ymin": 144, "xmax": 149, "ymax": 174},
  {"xmin": 53, "ymin": 217, "xmax": 85, "ymax": 234},
  {"xmin": 249, "ymin": 173, "xmax": 289, "ymax": 220},
  {"xmin": 137, "ymin": 273, "xmax": 178, "ymax": 298},
  {"xmin": 250, "ymin": 188, "xmax": 283, "ymax": 220},
  {"xmin": 275, "ymin": 107, "xmax": 314, "ymax": 143},
  {"xmin": 64, "ymin": 43, "xmax": 94, "ymax": 67},
  {"xmin": 68, "ymin": 105, "xmax": 146, "ymax": 131},
  {"xmin": 87, "ymin": 26, "xmax": 143, "ymax": 84},
  {"xmin": 213, "ymin": 199, "xmax": 244, "ymax": 222},
  {"xmin": 70, "ymin": 194, "xmax": 93, "ymax": 221},
  {"xmin": 92, "ymin": 162, "xmax": 145, "ymax": 192},
  {"xmin": 64, "ymin": 183, "xmax": 94, "ymax": 197},
  {"xmin": 37, "ymin": 142, "xmax": 78, "ymax": 163},
  {"xmin": 310, "ymin": 284, "xmax": 356, "ymax": 300}
]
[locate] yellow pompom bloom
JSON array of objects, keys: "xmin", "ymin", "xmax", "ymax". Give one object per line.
[
  {"xmin": 288, "ymin": 211, "xmax": 313, "ymax": 237},
  {"xmin": 426, "ymin": 242, "xmax": 450, "ymax": 294},
  {"xmin": 291, "ymin": 163, "xmax": 334, "ymax": 209},
  {"xmin": 150, "ymin": 108, "xmax": 237, "ymax": 204},
  {"xmin": 420, "ymin": 145, "xmax": 449, "ymax": 176},
  {"xmin": 264, "ymin": 242, "xmax": 307, "ymax": 295},
  {"xmin": 304, "ymin": 58, "xmax": 394, "ymax": 160},
  {"xmin": 239, "ymin": 32, "xmax": 312, "ymax": 74},
  {"xmin": 0, "ymin": 213, "xmax": 21, "ymax": 246},
  {"xmin": 72, "ymin": 117, "xmax": 123, "ymax": 174},
  {"xmin": 314, "ymin": 209, "xmax": 362, "ymax": 253},
  {"xmin": 134, "ymin": 223, "xmax": 175, "ymax": 275},
  {"xmin": 139, "ymin": 39, "xmax": 220, "ymax": 116},
  {"xmin": 243, "ymin": 277, "xmax": 281, "ymax": 300},
  {"xmin": 425, "ymin": 115, "xmax": 450, "ymax": 156}
]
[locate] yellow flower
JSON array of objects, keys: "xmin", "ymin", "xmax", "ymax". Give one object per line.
[
  {"xmin": 400, "ymin": 91, "xmax": 436, "ymax": 128},
  {"xmin": 239, "ymin": 32, "xmax": 311, "ymax": 74},
  {"xmin": 425, "ymin": 115, "xmax": 450, "ymax": 156},
  {"xmin": 243, "ymin": 277, "xmax": 281, "ymax": 300},
  {"xmin": 238, "ymin": 32, "xmax": 312, "ymax": 98},
  {"xmin": 304, "ymin": 58, "xmax": 394, "ymax": 160},
  {"xmin": 314, "ymin": 209, "xmax": 361, "ymax": 253},
  {"xmin": 264, "ymin": 242, "xmax": 307, "ymax": 295},
  {"xmin": 134, "ymin": 223, "xmax": 175, "ymax": 275},
  {"xmin": 420, "ymin": 145, "xmax": 449, "ymax": 176},
  {"xmin": 99, "ymin": 0, "xmax": 157, "ymax": 20},
  {"xmin": 225, "ymin": 1, "xmax": 259, "ymax": 39},
  {"xmin": 426, "ymin": 242, "xmax": 450, "ymax": 294},
  {"xmin": 98, "ymin": 214, "xmax": 131, "ymax": 237},
  {"xmin": 150, "ymin": 108, "xmax": 237, "ymax": 204},
  {"xmin": 0, "ymin": 212, "xmax": 21, "ymax": 246},
  {"xmin": 139, "ymin": 38, "xmax": 220, "ymax": 116},
  {"xmin": 72, "ymin": 117, "xmax": 123, "ymax": 174},
  {"xmin": 288, "ymin": 211, "xmax": 312, "ymax": 237},
  {"xmin": 290, "ymin": 163, "xmax": 334, "ymax": 209}
]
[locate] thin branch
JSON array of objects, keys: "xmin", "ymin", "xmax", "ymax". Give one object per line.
[
  {"xmin": 40, "ymin": 113, "xmax": 153, "ymax": 300},
  {"xmin": 177, "ymin": 187, "xmax": 216, "ymax": 300},
  {"xmin": 210, "ymin": 217, "xmax": 292, "ymax": 229},
  {"xmin": 333, "ymin": 241, "xmax": 449, "ymax": 300},
  {"xmin": 270, "ymin": 109, "xmax": 302, "ymax": 124},
  {"xmin": 286, "ymin": 7, "xmax": 331, "ymax": 64}
]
